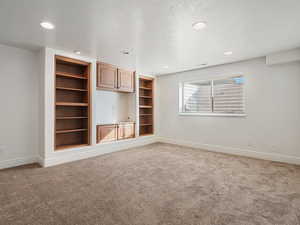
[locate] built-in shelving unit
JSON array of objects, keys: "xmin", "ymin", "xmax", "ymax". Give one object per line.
[
  {"xmin": 55, "ymin": 55, "xmax": 91, "ymax": 151},
  {"xmin": 139, "ymin": 76, "xmax": 154, "ymax": 136}
]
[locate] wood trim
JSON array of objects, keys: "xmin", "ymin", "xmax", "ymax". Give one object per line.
[
  {"xmin": 117, "ymin": 68, "xmax": 121, "ymax": 89},
  {"xmin": 56, "ymin": 102, "xmax": 88, "ymax": 106},
  {"xmin": 139, "ymin": 87, "xmax": 152, "ymax": 90},
  {"xmin": 97, "ymin": 61, "xmax": 117, "ymax": 69},
  {"xmin": 87, "ymin": 62, "xmax": 91, "ymax": 146},
  {"xmin": 56, "ymin": 129, "xmax": 88, "ymax": 134},
  {"xmin": 55, "ymin": 55, "xmax": 90, "ymax": 66},
  {"xmin": 133, "ymin": 71, "xmax": 136, "ymax": 92},
  {"xmin": 56, "ymin": 87, "xmax": 88, "ymax": 92},
  {"xmin": 139, "ymin": 75, "xmax": 154, "ymax": 81},
  {"xmin": 96, "ymin": 87, "xmax": 135, "ymax": 93},
  {"xmin": 56, "ymin": 117, "xmax": 88, "ymax": 119},
  {"xmin": 152, "ymin": 77, "xmax": 155, "ymax": 136},
  {"xmin": 54, "ymin": 56, "xmax": 57, "ymax": 149},
  {"xmin": 55, "ymin": 144, "xmax": 89, "ymax": 151}
]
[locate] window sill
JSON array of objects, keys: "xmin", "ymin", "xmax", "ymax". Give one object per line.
[{"xmin": 179, "ymin": 112, "xmax": 247, "ymax": 117}]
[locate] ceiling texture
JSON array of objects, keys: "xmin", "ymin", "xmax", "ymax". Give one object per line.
[{"xmin": 0, "ymin": 0, "xmax": 300, "ymax": 75}]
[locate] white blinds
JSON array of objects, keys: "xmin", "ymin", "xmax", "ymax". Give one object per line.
[
  {"xmin": 213, "ymin": 77, "xmax": 245, "ymax": 114},
  {"xmin": 183, "ymin": 81, "xmax": 212, "ymax": 113},
  {"xmin": 182, "ymin": 76, "xmax": 245, "ymax": 115}
]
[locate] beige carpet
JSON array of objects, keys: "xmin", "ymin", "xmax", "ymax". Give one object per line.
[{"xmin": 1, "ymin": 143, "xmax": 300, "ymax": 225}]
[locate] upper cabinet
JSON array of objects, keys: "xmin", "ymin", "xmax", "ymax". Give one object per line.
[
  {"xmin": 118, "ymin": 69, "xmax": 135, "ymax": 92},
  {"xmin": 97, "ymin": 62, "xmax": 135, "ymax": 93},
  {"xmin": 97, "ymin": 62, "xmax": 117, "ymax": 90}
]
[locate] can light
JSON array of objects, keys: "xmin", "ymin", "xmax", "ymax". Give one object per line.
[
  {"xmin": 40, "ymin": 21, "xmax": 55, "ymax": 30},
  {"xmin": 224, "ymin": 51, "xmax": 233, "ymax": 56},
  {"xmin": 192, "ymin": 21, "xmax": 207, "ymax": 30}
]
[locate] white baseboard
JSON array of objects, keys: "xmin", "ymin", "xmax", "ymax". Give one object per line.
[
  {"xmin": 157, "ymin": 137, "xmax": 300, "ymax": 165},
  {"xmin": 36, "ymin": 156, "xmax": 45, "ymax": 167},
  {"xmin": 0, "ymin": 136, "xmax": 158, "ymax": 169},
  {"xmin": 42, "ymin": 135, "xmax": 159, "ymax": 167},
  {"xmin": 4, "ymin": 136, "xmax": 298, "ymax": 169},
  {"xmin": 0, "ymin": 156, "xmax": 38, "ymax": 170}
]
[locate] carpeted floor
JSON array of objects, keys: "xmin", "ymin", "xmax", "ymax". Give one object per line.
[{"xmin": 1, "ymin": 143, "xmax": 300, "ymax": 225}]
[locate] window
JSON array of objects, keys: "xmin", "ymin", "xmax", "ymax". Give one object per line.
[{"xmin": 179, "ymin": 76, "xmax": 245, "ymax": 116}]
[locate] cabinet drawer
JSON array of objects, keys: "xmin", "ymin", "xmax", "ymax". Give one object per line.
[
  {"xmin": 118, "ymin": 123, "xmax": 135, "ymax": 140},
  {"xmin": 97, "ymin": 124, "xmax": 118, "ymax": 143}
]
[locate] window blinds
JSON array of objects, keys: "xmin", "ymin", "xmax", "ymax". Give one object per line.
[
  {"xmin": 213, "ymin": 77, "xmax": 245, "ymax": 114},
  {"xmin": 182, "ymin": 76, "xmax": 245, "ymax": 115},
  {"xmin": 183, "ymin": 81, "xmax": 212, "ymax": 113}
]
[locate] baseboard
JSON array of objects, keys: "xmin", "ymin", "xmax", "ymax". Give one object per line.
[
  {"xmin": 157, "ymin": 137, "xmax": 300, "ymax": 165},
  {"xmin": 0, "ymin": 156, "xmax": 38, "ymax": 170},
  {"xmin": 5, "ymin": 136, "xmax": 298, "ymax": 169},
  {"xmin": 43, "ymin": 135, "xmax": 159, "ymax": 167},
  {"xmin": 36, "ymin": 155, "xmax": 45, "ymax": 167}
]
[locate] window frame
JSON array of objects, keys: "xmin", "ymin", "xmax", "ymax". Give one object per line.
[{"xmin": 179, "ymin": 75, "xmax": 246, "ymax": 117}]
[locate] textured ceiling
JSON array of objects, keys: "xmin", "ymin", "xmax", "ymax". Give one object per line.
[{"xmin": 0, "ymin": 0, "xmax": 300, "ymax": 75}]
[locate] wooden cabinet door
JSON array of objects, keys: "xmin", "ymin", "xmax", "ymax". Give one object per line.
[
  {"xmin": 117, "ymin": 69, "xmax": 134, "ymax": 92},
  {"xmin": 97, "ymin": 62, "xmax": 117, "ymax": 90},
  {"xmin": 97, "ymin": 124, "xmax": 117, "ymax": 143},
  {"xmin": 118, "ymin": 123, "xmax": 135, "ymax": 140}
]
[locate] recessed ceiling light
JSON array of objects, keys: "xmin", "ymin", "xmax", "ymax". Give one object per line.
[
  {"xmin": 74, "ymin": 50, "xmax": 81, "ymax": 55},
  {"xmin": 121, "ymin": 50, "xmax": 130, "ymax": 55},
  {"xmin": 192, "ymin": 21, "xmax": 207, "ymax": 30},
  {"xmin": 224, "ymin": 51, "xmax": 233, "ymax": 56},
  {"xmin": 163, "ymin": 66, "xmax": 169, "ymax": 69},
  {"xmin": 40, "ymin": 21, "xmax": 55, "ymax": 30}
]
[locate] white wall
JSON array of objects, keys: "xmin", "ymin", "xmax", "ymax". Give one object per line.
[
  {"xmin": 0, "ymin": 44, "xmax": 39, "ymax": 168},
  {"xmin": 95, "ymin": 91, "xmax": 136, "ymax": 124},
  {"xmin": 266, "ymin": 47, "xmax": 300, "ymax": 65},
  {"xmin": 157, "ymin": 57, "xmax": 300, "ymax": 160}
]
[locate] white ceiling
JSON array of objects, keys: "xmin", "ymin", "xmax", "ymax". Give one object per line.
[{"xmin": 0, "ymin": 0, "xmax": 300, "ymax": 75}]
